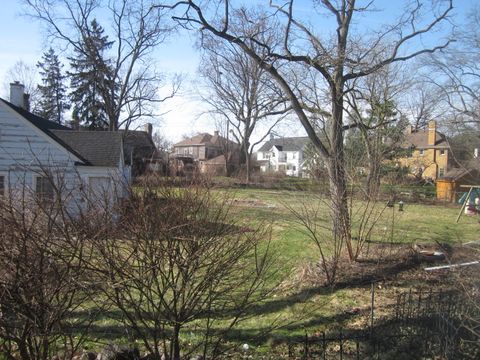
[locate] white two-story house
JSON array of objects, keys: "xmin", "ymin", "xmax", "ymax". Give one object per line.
[{"xmin": 256, "ymin": 136, "xmax": 310, "ymax": 177}]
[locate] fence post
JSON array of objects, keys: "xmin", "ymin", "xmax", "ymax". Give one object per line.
[
  {"xmin": 339, "ymin": 330, "xmax": 343, "ymax": 360},
  {"xmin": 370, "ymin": 282, "xmax": 375, "ymax": 337},
  {"xmin": 303, "ymin": 331, "xmax": 309, "ymax": 360},
  {"xmin": 322, "ymin": 332, "xmax": 326, "ymax": 360},
  {"xmin": 356, "ymin": 339, "xmax": 360, "ymax": 360}
]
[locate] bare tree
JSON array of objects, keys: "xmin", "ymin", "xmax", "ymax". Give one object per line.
[
  {"xmin": 24, "ymin": 0, "xmax": 180, "ymax": 130},
  {"xmin": 404, "ymin": 79, "xmax": 442, "ymax": 131},
  {"xmin": 160, "ymin": 0, "xmax": 453, "ymax": 261},
  {"xmin": 199, "ymin": 34, "xmax": 290, "ymax": 182},
  {"xmin": 345, "ymin": 65, "xmax": 408, "ymax": 198},
  {"xmin": 93, "ymin": 184, "xmax": 274, "ymax": 360},
  {"xmin": 3, "ymin": 61, "xmax": 40, "ymax": 112},
  {"xmin": 152, "ymin": 131, "xmax": 172, "ymax": 152},
  {"xmin": 427, "ymin": 5, "xmax": 480, "ymax": 128}
]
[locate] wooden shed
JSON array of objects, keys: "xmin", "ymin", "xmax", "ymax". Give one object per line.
[{"xmin": 436, "ymin": 168, "xmax": 478, "ymax": 202}]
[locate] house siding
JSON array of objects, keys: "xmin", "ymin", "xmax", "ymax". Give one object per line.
[
  {"xmin": 0, "ymin": 103, "xmax": 80, "ymax": 192},
  {"xmin": 398, "ymin": 148, "xmax": 449, "ymax": 180},
  {"xmin": 0, "ymin": 101, "xmax": 128, "ymax": 214},
  {"xmin": 257, "ymin": 148, "xmax": 303, "ymax": 177}
]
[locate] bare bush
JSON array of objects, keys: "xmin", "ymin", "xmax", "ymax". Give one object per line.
[
  {"xmin": 92, "ymin": 184, "xmax": 275, "ymax": 360},
  {"xmin": 287, "ymin": 194, "xmax": 394, "ymax": 285},
  {"xmin": 0, "ymin": 173, "xmax": 97, "ymax": 360}
]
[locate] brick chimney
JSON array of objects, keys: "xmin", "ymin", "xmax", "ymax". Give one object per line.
[
  {"xmin": 10, "ymin": 81, "xmax": 28, "ymax": 109},
  {"xmin": 144, "ymin": 123, "xmax": 153, "ymax": 137},
  {"xmin": 427, "ymin": 120, "xmax": 436, "ymax": 146},
  {"xmin": 214, "ymin": 130, "xmax": 219, "ymax": 136}
]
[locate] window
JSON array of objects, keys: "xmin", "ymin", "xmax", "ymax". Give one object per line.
[
  {"xmin": 293, "ymin": 166, "xmax": 296, "ymax": 171},
  {"xmin": 440, "ymin": 149, "xmax": 445, "ymax": 155},
  {"xmin": 293, "ymin": 153, "xmax": 296, "ymax": 159},
  {"xmin": 439, "ymin": 167, "xmax": 445, "ymax": 178},
  {"xmin": 0, "ymin": 176, "xmax": 5, "ymax": 196},
  {"xmin": 419, "ymin": 149, "xmax": 424, "ymax": 156},
  {"xmin": 35, "ymin": 176, "xmax": 54, "ymax": 201}
]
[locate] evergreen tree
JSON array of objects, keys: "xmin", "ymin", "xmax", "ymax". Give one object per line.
[
  {"xmin": 37, "ymin": 48, "xmax": 69, "ymax": 124},
  {"xmin": 68, "ymin": 19, "xmax": 114, "ymax": 130}
]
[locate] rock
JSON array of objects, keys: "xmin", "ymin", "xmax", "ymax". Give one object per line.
[
  {"xmin": 96, "ymin": 344, "xmax": 140, "ymax": 360},
  {"xmin": 140, "ymin": 353, "xmax": 159, "ymax": 360},
  {"xmin": 83, "ymin": 351, "xmax": 97, "ymax": 360}
]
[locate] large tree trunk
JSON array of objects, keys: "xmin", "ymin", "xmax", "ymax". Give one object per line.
[
  {"xmin": 171, "ymin": 324, "xmax": 181, "ymax": 360},
  {"xmin": 328, "ymin": 80, "xmax": 354, "ymax": 261},
  {"xmin": 326, "ymin": 145, "xmax": 353, "ymax": 262},
  {"xmin": 245, "ymin": 151, "xmax": 251, "ymax": 183},
  {"xmin": 239, "ymin": 140, "xmax": 251, "ymax": 183}
]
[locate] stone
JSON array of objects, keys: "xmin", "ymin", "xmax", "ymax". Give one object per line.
[{"xmin": 95, "ymin": 344, "xmax": 140, "ymax": 360}]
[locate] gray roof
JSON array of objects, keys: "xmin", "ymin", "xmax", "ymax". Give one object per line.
[
  {"xmin": 174, "ymin": 132, "xmax": 238, "ymax": 148},
  {"xmin": 403, "ymin": 129, "xmax": 449, "ymax": 149},
  {"xmin": 1, "ymin": 97, "xmax": 125, "ymax": 168},
  {"xmin": 258, "ymin": 137, "xmax": 310, "ymax": 152},
  {"xmin": 51, "ymin": 130, "xmax": 123, "ymax": 167}
]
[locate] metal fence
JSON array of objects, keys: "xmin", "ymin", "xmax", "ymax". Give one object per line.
[{"xmin": 274, "ymin": 288, "xmax": 479, "ymax": 360}]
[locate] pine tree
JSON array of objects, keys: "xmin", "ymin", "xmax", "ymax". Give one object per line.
[
  {"xmin": 37, "ymin": 48, "xmax": 69, "ymax": 124},
  {"xmin": 68, "ymin": 19, "xmax": 114, "ymax": 130}
]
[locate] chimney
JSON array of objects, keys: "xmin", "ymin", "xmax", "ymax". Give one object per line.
[
  {"xmin": 270, "ymin": 133, "xmax": 274, "ymax": 140},
  {"xmin": 144, "ymin": 123, "xmax": 153, "ymax": 137},
  {"xmin": 10, "ymin": 82, "xmax": 27, "ymax": 109},
  {"xmin": 214, "ymin": 130, "xmax": 219, "ymax": 137},
  {"xmin": 427, "ymin": 120, "xmax": 436, "ymax": 146},
  {"xmin": 406, "ymin": 124, "xmax": 413, "ymax": 134}
]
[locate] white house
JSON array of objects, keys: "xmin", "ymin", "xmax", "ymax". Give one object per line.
[
  {"xmin": 256, "ymin": 136, "xmax": 310, "ymax": 177},
  {"xmin": 0, "ymin": 82, "xmax": 130, "ymax": 214}
]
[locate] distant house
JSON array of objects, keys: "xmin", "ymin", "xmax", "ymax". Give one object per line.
[
  {"xmin": 0, "ymin": 82, "xmax": 130, "ymax": 213},
  {"xmin": 171, "ymin": 131, "xmax": 239, "ymax": 176},
  {"xmin": 256, "ymin": 136, "xmax": 310, "ymax": 177},
  {"xmin": 397, "ymin": 121, "xmax": 453, "ymax": 180}
]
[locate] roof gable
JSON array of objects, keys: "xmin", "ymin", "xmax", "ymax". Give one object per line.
[
  {"xmin": 403, "ymin": 129, "xmax": 449, "ymax": 148},
  {"xmin": 0, "ymin": 98, "xmax": 90, "ymax": 164},
  {"xmin": 174, "ymin": 132, "xmax": 238, "ymax": 147},
  {"xmin": 259, "ymin": 137, "xmax": 310, "ymax": 152},
  {"xmin": 1, "ymin": 98, "xmax": 125, "ymax": 168}
]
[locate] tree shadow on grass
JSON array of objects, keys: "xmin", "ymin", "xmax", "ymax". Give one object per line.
[{"xmin": 223, "ymin": 254, "xmax": 422, "ymax": 320}]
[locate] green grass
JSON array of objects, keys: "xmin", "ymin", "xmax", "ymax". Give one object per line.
[
  {"xmin": 77, "ymin": 187, "xmax": 480, "ymax": 354},
  {"xmin": 207, "ymin": 187, "xmax": 479, "ymax": 342}
]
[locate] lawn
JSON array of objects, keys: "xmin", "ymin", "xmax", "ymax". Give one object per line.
[
  {"xmin": 82, "ymin": 186, "xmax": 479, "ymax": 355},
  {"xmin": 205, "ymin": 187, "xmax": 479, "ymax": 347}
]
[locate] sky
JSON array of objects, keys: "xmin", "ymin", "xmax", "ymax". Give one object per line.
[{"xmin": 0, "ymin": 0, "xmax": 477, "ymax": 145}]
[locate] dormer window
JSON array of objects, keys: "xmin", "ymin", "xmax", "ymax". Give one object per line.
[{"xmin": 440, "ymin": 149, "xmax": 445, "ymax": 155}]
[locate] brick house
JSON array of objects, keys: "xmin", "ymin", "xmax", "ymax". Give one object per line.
[{"xmin": 171, "ymin": 131, "xmax": 239, "ymax": 176}]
